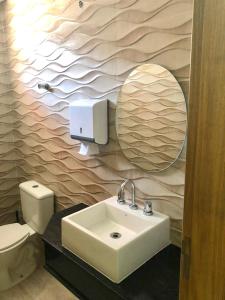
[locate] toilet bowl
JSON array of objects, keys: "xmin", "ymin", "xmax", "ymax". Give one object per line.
[
  {"xmin": 0, "ymin": 223, "xmax": 37, "ymax": 291},
  {"xmin": 0, "ymin": 181, "xmax": 54, "ymax": 291}
]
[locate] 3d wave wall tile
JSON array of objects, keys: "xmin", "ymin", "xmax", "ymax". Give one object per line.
[
  {"xmin": 1, "ymin": 0, "xmax": 193, "ymax": 245},
  {"xmin": 0, "ymin": 2, "xmax": 18, "ymax": 225}
]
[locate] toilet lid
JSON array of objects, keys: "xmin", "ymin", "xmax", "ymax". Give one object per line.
[{"xmin": 0, "ymin": 223, "xmax": 30, "ymax": 252}]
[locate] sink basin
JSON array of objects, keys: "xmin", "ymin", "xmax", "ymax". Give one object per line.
[{"xmin": 61, "ymin": 197, "xmax": 170, "ymax": 283}]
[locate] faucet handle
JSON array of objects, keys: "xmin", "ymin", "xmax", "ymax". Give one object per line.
[{"xmin": 143, "ymin": 200, "xmax": 153, "ymax": 216}]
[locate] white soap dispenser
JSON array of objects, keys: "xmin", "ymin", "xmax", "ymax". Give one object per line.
[{"xmin": 69, "ymin": 99, "xmax": 108, "ymax": 155}]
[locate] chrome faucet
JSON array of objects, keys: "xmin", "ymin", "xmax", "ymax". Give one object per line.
[
  {"xmin": 143, "ymin": 200, "xmax": 153, "ymax": 216},
  {"xmin": 117, "ymin": 179, "xmax": 127, "ymax": 205},
  {"xmin": 117, "ymin": 179, "xmax": 138, "ymax": 210}
]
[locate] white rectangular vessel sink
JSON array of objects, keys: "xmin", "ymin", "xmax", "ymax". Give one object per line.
[{"xmin": 62, "ymin": 197, "xmax": 170, "ymax": 283}]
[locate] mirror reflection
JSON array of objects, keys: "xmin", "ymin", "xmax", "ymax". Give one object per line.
[{"xmin": 116, "ymin": 64, "xmax": 187, "ymax": 172}]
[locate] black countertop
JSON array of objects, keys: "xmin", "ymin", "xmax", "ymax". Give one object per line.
[{"xmin": 42, "ymin": 204, "xmax": 181, "ymax": 300}]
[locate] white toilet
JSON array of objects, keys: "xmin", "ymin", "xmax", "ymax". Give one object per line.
[{"xmin": 0, "ymin": 181, "xmax": 54, "ymax": 291}]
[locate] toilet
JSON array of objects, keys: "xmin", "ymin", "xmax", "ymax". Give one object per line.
[{"xmin": 0, "ymin": 181, "xmax": 54, "ymax": 291}]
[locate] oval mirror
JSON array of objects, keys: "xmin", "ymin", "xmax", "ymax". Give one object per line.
[{"xmin": 116, "ymin": 64, "xmax": 187, "ymax": 172}]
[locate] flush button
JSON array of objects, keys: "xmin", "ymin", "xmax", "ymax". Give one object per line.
[{"xmin": 32, "ymin": 185, "xmax": 39, "ymax": 188}]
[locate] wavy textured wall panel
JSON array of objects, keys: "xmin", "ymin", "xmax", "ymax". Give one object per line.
[
  {"xmin": 0, "ymin": 2, "xmax": 18, "ymax": 225},
  {"xmin": 5, "ymin": 0, "xmax": 193, "ymax": 245}
]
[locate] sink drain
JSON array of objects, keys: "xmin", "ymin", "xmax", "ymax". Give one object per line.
[{"xmin": 110, "ymin": 232, "xmax": 122, "ymax": 239}]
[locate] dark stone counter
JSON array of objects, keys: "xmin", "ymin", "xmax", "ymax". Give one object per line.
[{"xmin": 42, "ymin": 204, "xmax": 180, "ymax": 300}]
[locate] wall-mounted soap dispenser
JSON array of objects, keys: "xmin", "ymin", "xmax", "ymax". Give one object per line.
[{"xmin": 69, "ymin": 99, "xmax": 108, "ymax": 155}]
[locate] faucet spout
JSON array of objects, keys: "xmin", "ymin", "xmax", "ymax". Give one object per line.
[
  {"xmin": 117, "ymin": 179, "xmax": 138, "ymax": 210},
  {"xmin": 128, "ymin": 180, "xmax": 138, "ymax": 210},
  {"xmin": 117, "ymin": 179, "xmax": 128, "ymax": 204}
]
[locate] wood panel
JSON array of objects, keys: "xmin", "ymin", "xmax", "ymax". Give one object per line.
[{"xmin": 180, "ymin": 0, "xmax": 225, "ymax": 298}]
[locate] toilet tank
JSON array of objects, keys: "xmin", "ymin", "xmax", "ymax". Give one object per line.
[{"xmin": 19, "ymin": 181, "xmax": 54, "ymax": 234}]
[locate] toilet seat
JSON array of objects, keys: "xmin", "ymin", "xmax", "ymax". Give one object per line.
[{"xmin": 0, "ymin": 223, "xmax": 34, "ymax": 253}]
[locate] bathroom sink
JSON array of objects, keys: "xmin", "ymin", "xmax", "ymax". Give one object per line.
[{"xmin": 61, "ymin": 197, "xmax": 170, "ymax": 283}]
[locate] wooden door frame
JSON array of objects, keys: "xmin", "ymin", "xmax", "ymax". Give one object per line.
[{"xmin": 179, "ymin": 0, "xmax": 225, "ymax": 299}]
